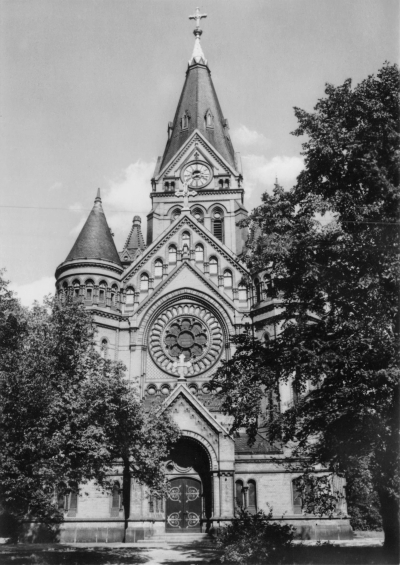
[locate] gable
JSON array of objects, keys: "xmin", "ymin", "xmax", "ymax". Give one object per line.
[
  {"xmin": 157, "ymin": 130, "xmax": 238, "ymax": 182},
  {"xmin": 122, "ymin": 212, "xmax": 248, "ymax": 285}
]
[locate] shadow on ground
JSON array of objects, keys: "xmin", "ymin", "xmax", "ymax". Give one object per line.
[{"xmin": 0, "ymin": 541, "xmax": 397, "ymax": 565}]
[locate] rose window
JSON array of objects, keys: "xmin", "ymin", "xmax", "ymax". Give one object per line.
[
  {"xmin": 164, "ymin": 318, "xmax": 208, "ymax": 362},
  {"xmin": 149, "ymin": 304, "xmax": 223, "ymax": 376}
]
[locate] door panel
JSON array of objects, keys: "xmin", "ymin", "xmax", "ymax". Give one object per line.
[{"xmin": 166, "ymin": 478, "xmax": 201, "ymax": 532}]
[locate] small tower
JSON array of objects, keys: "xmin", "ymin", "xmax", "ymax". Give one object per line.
[{"xmin": 55, "ymin": 189, "xmax": 123, "ymax": 311}]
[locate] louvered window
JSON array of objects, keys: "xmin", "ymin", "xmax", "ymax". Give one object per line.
[{"xmin": 212, "ymin": 209, "xmax": 224, "ymax": 242}]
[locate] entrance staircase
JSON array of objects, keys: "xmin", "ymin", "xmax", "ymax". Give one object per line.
[{"xmin": 136, "ymin": 532, "xmax": 213, "ymax": 547}]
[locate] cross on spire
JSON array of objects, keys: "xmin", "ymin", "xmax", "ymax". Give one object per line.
[
  {"xmin": 189, "ymin": 7, "xmax": 207, "ymax": 34},
  {"xmin": 175, "ymin": 181, "xmax": 197, "ymax": 210},
  {"xmin": 173, "ymin": 353, "xmax": 192, "ymax": 381}
]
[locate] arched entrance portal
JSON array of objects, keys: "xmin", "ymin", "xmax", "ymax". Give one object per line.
[{"xmin": 165, "ymin": 437, "xmax": 212, "ymax": 533}]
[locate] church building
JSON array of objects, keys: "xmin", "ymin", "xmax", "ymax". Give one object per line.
[{"xmin": 54, "ymin": 10, "xmax": 352, "ymax": 543}]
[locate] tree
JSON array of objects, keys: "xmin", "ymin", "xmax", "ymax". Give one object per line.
[
  {"xmin": 212, "ymin": 63, "xmax": 399, "ymax": 555},
  {"xmin": 0, "ymin": 276, "xmax": 179, "ymax": 539}
]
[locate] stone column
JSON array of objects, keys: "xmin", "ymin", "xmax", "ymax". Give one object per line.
[
  {"xmin": 212, "ymin": 472, "xmax": 220, "ymax": 519},
  {"xmin": 220, "ymin": 472, "xmax": 234, "ymax": 518},
  {"xmin": 204, "ymin": 261, "xmax": 209, "ymax": 275}
]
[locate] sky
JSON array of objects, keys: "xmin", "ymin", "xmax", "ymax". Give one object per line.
[{"xmin": 0, "ymin": 0, "xmax": 398, "ymax": 305}]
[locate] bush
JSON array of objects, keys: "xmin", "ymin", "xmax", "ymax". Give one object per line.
[{"xmin": 215, "ymin": 509, "xmax": 295, "ymax": 564}]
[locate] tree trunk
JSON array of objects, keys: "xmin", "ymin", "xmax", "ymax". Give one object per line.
[
  {"xmin": 377, "ymin": 489, "xmax": 399, "ymax": 561},
  {"xmin": 122, "ymin": 459, "xmax": 131, "ymax": 543}
]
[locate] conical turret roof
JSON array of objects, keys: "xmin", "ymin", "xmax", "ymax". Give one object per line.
[
  {"xmin": 160, "ymin": 41, "xmax": 236, "ymax": 171},
  {"xmin": 64, "ymin": 190, "xmax": 122, "ymax": 265}
]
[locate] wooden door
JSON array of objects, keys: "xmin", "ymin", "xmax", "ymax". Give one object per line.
[{"xmin": 166, "ymin": 477, "xmax": 202, "ymax": 532}]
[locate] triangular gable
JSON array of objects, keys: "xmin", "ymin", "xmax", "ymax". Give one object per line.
[
  {"xmin": 122, "ymin": 211, "xmax": 248, "ymax": 282},
  {"xmin": 135, "ymin": 259, "xmax": 237, "ymax": 316},
  {"xmin": 156, "ymin": 129, "xmax": 239, "ymax": 181},
  {"xmin": 160, "ymin": 383, "xmax": 231, "ymax": 436}
]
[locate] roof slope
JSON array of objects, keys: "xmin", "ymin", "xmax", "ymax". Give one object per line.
[
  {"xmin": 160, "ymin": 61, "xmax": 236, "ymax": 171},
  {"xmin": 65, "ymin": 191, "xmax": 121, "ymax": 265}
]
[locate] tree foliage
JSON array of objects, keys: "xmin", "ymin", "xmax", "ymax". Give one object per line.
[
  {"xmin": 215, "ymin": 508, "xmax": 295, "ymax": 564},
  {"xmin": 213, "ymin": 63, "xmax": 399, "ymax": 552},
  {"xmin": 0, "ymin": 275, "xmax": 179, "ymax": 536}
]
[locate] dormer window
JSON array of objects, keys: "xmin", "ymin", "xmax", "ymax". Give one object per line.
[
  {"xmin": 205, "ymin": 109, "xmax": 214, "ymax": 128},
  {"xmin": 181, "ymin": 111, "xmax": 190, "ymax": 130}
]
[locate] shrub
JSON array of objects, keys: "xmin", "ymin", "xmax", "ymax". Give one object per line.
[{"xmin": 215, "ymin": 508, "xmax": 295, "ymax": 564}]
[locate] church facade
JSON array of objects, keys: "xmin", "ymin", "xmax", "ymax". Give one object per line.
[{"xmin": 54, "ymin": 12, "xmax": 352, "ymax": 543}]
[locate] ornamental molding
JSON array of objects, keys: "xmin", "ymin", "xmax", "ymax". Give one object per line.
[
  {"xmin": 136, "ymin": 261, "xmax": 236, "ymax": 318},
  {"xmin": 55, "ymin": 260, "xmax": 123, "ymax": 279},
  {"xmin": 122, "ymin": 214, "xmax": 248, "ymax": 283},
  {"xmin": 157, "ymin": 130, "xmax": 238, "ymax": 180},
  {"xmin": 150, "ymin": 189, "xmax": 244, "ymax": 198},
  {"xmin": 149, "ymin": 303, "xmax": 223, "ymax": 376}
]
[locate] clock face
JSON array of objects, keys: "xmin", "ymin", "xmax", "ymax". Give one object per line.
[{"xmin": 183, "ymin": 163, "xmax": 212, "ymax": 189}]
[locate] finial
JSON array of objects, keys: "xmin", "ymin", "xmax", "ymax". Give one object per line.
[
  {"xmin": 188, "ymin": 7, "xmax": 208, "ymax": 66},
  {"xmin": 95, "ymin": 188, "xmax": 101, "ymax": 203},
  {"xmin": 189, "ymin": 7, "xmax": 207, "ymax": 36}
]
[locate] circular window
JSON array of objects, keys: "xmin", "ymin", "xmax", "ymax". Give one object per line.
[{"xmin": 149, "ymin": 304, "xmax": 223, "ymax": 376}]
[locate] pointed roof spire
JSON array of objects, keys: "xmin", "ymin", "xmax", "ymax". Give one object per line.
[
  {"xmin": 188, "ymin": 7, "xmax": 208, "ymax": 66},
  {"xmin": 120, "ymin": 215, "xmax": 146, "ymax": 262},
  {"xmin": 64, "ymin": 190, "xmax": 122, "ymax": 265},
  {"xmin": 159, "ymin": 8, "xmax": 236, "ymax": 171}
]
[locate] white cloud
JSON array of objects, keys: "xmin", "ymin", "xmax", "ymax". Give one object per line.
[
  {"xmin": 10, "ymin": 276, "xmax": 56, "ymax": 307},
  {"xmin": 49, "ymin": 181, "xmax": 62, "ymax": 191},
  {"xmin": 103, "ymin": 159, "xmax": 156, "ymax": 249},
  {"xmin": 243, "ymin": 154, "xmax": 304, "ymax": 207},
  {"xmin": 231, "ymin": 125, "xmax": 271, "ymax": 152}
]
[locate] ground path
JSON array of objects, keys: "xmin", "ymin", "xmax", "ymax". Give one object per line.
[{"xmin": 0, "ymin": 534, "xmax": 390, "ymax": 565}]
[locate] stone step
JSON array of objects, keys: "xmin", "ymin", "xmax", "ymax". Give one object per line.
[{"xmin": 137, "ymin": 533, "xmax": 213, "ymax": 545}]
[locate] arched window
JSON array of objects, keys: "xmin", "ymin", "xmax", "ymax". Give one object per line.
[
  {"xmin": 223, "ymin": 270, "xmax": 233, "ymax": 288},
  {"xmin": 171, "ymin": 208, "xmax": 181, "ymax": 223},
  {"xmin": 238, "ymin": 285, "xmax": 247, "ymax": 301},
  {"xmin": 149, "ymin": 494, "xmax": 164, "ymax": 514},
  {"xmin": 292, "ymin": 479, "xmax": 303, "ymax": 515},
  {"xmin": 195, "ymin": 244, "xmax": 204, "ymax": 262},
  {"xmin": 101, "ymin": 338, "xmax": 108, "ymax": 359},
  {"xmin": 192, "ymin": 207, "xmax": 204, "ymax": 224},
  {"xmin": 111, "ymin": 481, "xmax": 121, "ymax": 516},
  {"xmin": 154, "ymin": 259, "xmax": 163, "ymax": 278},
  {"xmin": 169, "ymin": 245, "xmax": 177, "ymax": 264},
  {"xmin": 181, "ymin": 111, "xmax": 190, "ymax": 130},
  {"xmin": 85, "ymin": 280, "xmax": 94, "ymax": 300},
  {"xmin": 67, "ymin": 483, "xmax": 78, "ymax": 516},
  {"xmin": 164, "ymin": 181, "xmax": 170, "ymax": 191},
  {"xmin": 73, "ymin": 280, "xmax": 80, "ymax": 301},
  {"xmin": 111, "ymin": 284, "xmax": 118, "ymax": 305},
  {"xmin": 247, "ymin": 480, "xmax": 257, "ymax": 514},
  {"xmin": 209, "ymin": 256, "xmax": 218, "ymax": 275},
  {"xmin": 182, "ymin": 231, "xmax": 190, "ymax": 250},
  {"xmin": 212, "ymin": 208, "xmax": 224, "ymax": 242},
  {"xmin": 99, "ymin": 281, "xmax": 107, "ymax": 303},
  {"xmin": 126, "ymin": 287, "xmax": 135, "ymax": 306},
  {"xmin": 264, "ymin": 274, "xmax": 274, "ymax": 298},
  {"xmin": 254, "ymin": 278, "xmax": 261, "ymax": 303},
  {"xmin": 205, "ymin": 109, "xmax": 214, "ymax": 128},
  {"xmin": 235, "ymin": 480, "xmax": 244, "ymax": 509},
  {"xmin": 140, "ymin": 273, "xmax": 149, "ymax": 292}
]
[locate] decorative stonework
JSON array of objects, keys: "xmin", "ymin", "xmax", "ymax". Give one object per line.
[
  {"xmin": 149, "ymin": 304, "xmax": 223, "ymax": 376},
  {"xmin": 122, "ymin": 214, "xmax": 247, "ymax": 284}
]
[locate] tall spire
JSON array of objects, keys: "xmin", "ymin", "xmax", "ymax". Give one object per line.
[
  {"xmin": 160, "ymin": 8, "xmax": 236, "ymax": 171},
  {"xmin": 188, "ymin": 7, "xmax": 207, "ymax": 66},
  {"xmin": 63, "ymin": 190, "xmax": 121, "ymax": 266}
]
